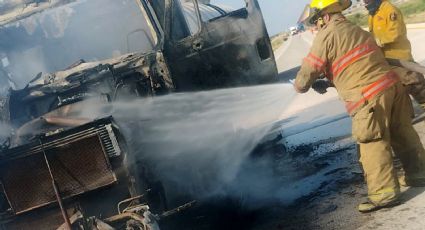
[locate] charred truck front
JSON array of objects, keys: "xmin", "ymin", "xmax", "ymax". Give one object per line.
[{"xmin": 0, "ymin": 0, "xmax": 277, "ymax": 229}]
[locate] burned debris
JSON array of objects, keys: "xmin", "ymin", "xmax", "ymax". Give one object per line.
[{"xmin": 0, "ymin": 0, "xmax": 278, "ymax": 229}]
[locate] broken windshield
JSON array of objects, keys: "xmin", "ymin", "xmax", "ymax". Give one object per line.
[{"xmin": 0, "ymin": 0, "xmax": 156, "ymax": 92}]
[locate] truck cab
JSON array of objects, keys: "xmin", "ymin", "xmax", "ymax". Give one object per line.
[{"xmin": 0, "ymin": 0, "xmax": 277, "ymax": 229}]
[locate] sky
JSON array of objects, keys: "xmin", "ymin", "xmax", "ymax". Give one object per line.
[
  {"xmin": 258, "ymin": 0, "xmax": 311, "ymax": 35},
  {"xmin": 212, "ymin": 0, "xmax": 311, "ymax": 35}
]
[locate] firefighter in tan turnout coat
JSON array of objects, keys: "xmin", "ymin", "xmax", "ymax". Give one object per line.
[{"xmin": 295, "ymin": 0, "xmax": 425, "ymax": 212}]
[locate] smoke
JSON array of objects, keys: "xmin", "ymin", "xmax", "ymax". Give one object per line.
[
  {"xmin": 92, "ymin": 83, "xmax": 296, "ymax": 207},
  {"xmin": 0, "ymin": 96, "xmax": 11, "ymax": 141},
  {"xmin": 0, "ymin": 122, "xmax": 11, "ymax": 137},
  {"xmin": 1, "ymin": 0, "xmax": 154, "ymax": 89},
  {"xmin": 0, "ymin": 122, "xmax": 12, "ymax": 145}
]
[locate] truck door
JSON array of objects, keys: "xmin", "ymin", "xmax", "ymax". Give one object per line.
[{"xmin": 162, "ymin": 0, "xmax": 278, "ymax": 91}]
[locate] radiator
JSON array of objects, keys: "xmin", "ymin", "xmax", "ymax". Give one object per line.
[{"xmin": 0, "ymin": 117, "xmax": 120, "ymax": 214}]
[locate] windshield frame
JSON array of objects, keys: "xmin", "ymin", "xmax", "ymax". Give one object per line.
[{"xmin": 138, "ymin": 0, "xmax": 165, "ymax": 49}]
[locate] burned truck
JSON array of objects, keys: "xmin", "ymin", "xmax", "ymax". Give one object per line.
[{"xmin": 0, "ymin": 0, "xmax": 278, "ymax": 229}]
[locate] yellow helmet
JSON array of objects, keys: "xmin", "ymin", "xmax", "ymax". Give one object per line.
[
  {"xmin": 299, "ymin": 0, "xmax": 352, "ymax": 25},
  {"xmin": 310, "ymin": 0, "xmax": 351, "ymax": 11}
]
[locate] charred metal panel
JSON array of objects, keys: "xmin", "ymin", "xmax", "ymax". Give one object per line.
[
  {"xmin": 7, "ymin": 52, "xmax": 173, "ymax": 128},
  {"xmin": 163, "ymin": 0, "xmax": 278, "ymax": 91},
  {"xmin": 2, "ymin": 117, "xmax": 122, "ymax": 160}
]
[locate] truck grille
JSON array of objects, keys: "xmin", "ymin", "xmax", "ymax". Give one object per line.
[{"xmin": 0, "ymin": 118, "xmax": 119, "ymax": 214}]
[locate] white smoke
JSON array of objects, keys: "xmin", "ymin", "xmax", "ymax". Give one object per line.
[
  {"xmin": 2, "ymin": 0, "xmax": 155, "ymax": 89},
  {"xmin": 0, "ymin": 122, "xmax": 12, "ymax": 145},
  {"xmin": 101, "ymin": 84, "xmax": 296, "ymax": 207}
]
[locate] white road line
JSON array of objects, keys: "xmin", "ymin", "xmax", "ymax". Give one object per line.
[{"xmin": 275, "ymin": 34, "xmax": 293, "ymax": 60}]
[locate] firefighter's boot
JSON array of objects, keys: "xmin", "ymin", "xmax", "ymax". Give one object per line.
[{"xmin": 358, "ymin": 198, "xmax": 401, "ymax": 213}]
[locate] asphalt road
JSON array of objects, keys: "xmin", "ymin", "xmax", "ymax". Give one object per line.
[{"xmin": 269, "ymin": 25, "xmax": 425, "ymax": 230}]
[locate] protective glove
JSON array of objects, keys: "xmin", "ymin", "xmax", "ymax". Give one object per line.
[{"xmin": 312, "ymin": 79, "xmax": 332, "ymax": 94}]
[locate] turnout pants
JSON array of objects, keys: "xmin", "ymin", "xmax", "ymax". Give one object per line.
[{"xmin": 352, "ymin": 82, "xmax": 425, "ymax": 205}]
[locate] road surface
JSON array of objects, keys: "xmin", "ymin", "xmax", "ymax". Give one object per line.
[{"xmin": 265, "ymin": 24, "xmax": 425, "ymax": 229}]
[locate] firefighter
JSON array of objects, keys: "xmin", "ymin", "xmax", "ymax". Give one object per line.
[
  {"xmin": 295, "ymin": 0, "xmax": 425, "ymax": 212},
  {"xmin": 365, "ymin": 0, "xmax": 425, "ymax": 109}
]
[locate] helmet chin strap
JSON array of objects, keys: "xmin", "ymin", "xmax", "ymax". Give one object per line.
[
  {"xmin": 366, "ymin": 0, "xmax": 382, "ymax": 15},
  {"xmin": 317, "ymin": 17, "xmax": 326, "ymax": 29}
]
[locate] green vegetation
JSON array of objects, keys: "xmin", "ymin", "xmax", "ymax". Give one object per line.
[
  {"xmin": 399, "ymin": 0, "xmax": 425, "ymax": 16},
  {"xmin": 347, "ymin": 0, "xmax": 425, "ymax": 27},
  {"xmin": 347, "ymin": 13, "xmax": 368, "ymax": 27},
  {"xmin": 271, "ymin": 33, "xmax": 289, "ymax": 51}
]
